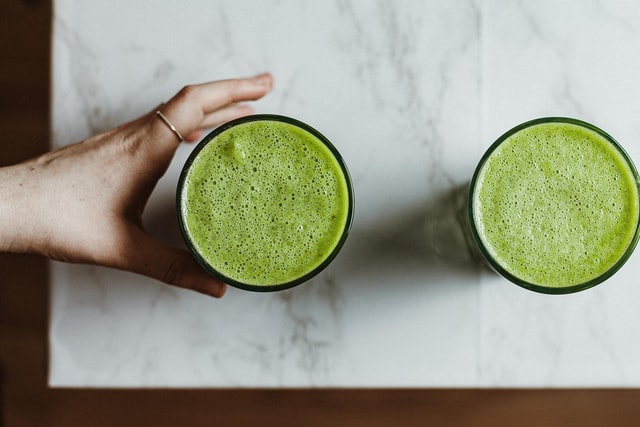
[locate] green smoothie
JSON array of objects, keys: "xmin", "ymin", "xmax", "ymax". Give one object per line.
[
  {"xmin": 178, "ymin": 115, "xmax": 353, "ymax": 291},
  {"xmin": 469, "ymin": 118, "xmax": 640, "ymax": 292}
]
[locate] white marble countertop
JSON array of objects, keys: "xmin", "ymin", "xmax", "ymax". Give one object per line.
[{"xmin": 49, "ymin": 0, "xmax": 640, "ymax": 387}]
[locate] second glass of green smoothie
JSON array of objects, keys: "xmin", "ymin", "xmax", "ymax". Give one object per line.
[{"xmin": 466, "ymin": 117, "xmax": 640, "ymax": 294}]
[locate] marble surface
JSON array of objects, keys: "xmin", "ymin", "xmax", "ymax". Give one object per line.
[{"xmin": 49, "ymin": 0, "xmax": 640, "ymax": 387}]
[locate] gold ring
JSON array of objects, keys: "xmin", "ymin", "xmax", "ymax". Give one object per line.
[{"xmin": 156, "ymin": 110, "xmax": 184, "ymax": 141}]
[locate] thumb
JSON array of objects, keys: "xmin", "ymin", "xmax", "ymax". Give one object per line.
[{"xmin": 118, "ymin": 228, "xmax": 227, "ymax": 298}]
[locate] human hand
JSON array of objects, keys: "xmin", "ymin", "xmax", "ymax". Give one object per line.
[{"xmin": 0, "ymin": 73, "xmax": 274, "ymax": 297}]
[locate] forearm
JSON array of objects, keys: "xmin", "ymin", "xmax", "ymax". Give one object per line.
[{"xmin": 0, "ymin": 162, "xmax": 40, "ymax": 254}]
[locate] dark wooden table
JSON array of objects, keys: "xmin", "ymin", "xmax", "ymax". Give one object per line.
[{"xmin": 2, "ymin": 1, "xmax": 639, "ymax": 425}]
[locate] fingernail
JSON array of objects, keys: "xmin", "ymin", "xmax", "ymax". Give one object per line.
[{"xmin": 253, "ymin": 72, "xmax": 273, "ymax": 89}]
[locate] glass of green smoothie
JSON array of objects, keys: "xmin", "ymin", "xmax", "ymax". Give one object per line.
[
  {"xmin": 466, "ymin": 117, "xmax": 640, "ymax": 294},
  {"xmin": 177, "ymin": 114, "xmax": 354, "ymax": 292}
]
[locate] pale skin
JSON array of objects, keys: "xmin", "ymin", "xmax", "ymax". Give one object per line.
[{"xmin": 0, "ymin": 72, "xmax": 274, "ymax": 298}]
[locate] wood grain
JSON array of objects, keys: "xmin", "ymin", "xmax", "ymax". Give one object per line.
[{"xmin": 1, "ymin": 1, "xmax": 640, "ymax": 426}]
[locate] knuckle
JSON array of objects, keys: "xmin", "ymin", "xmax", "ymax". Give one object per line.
[
  {"xmin": 221, "ymin": 79, "xmax": 242, "ymax": 105},
  {"xmin": 176, "ymin": 84, "xmax": 197, "ymax": 103},
  {"xmin": 161, "ymin": 256, "xmax": 188, "ymax": 285},
  {"xmin": 224, "ymin": 79, "xmax": 243, "ymax": 102}
]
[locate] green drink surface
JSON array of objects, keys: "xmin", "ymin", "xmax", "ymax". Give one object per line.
[
  {"xmin": 180, "ymin": 118, "xmax": 350, "ymax": 287},
  {"xmin": 473, "ymin": 121, "xmax": 639, "ymax": 288}
]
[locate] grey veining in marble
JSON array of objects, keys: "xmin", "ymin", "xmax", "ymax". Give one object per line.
[{"xmin": 50, "ymin": 0, "xmax": 640, "ymax": 387}]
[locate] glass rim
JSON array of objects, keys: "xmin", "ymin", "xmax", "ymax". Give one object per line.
[
  {"xmin": 467, "ymin": 117, "xmax": 640, "ymax": 294},
  {"xmin": 176, "ymin": 114, "xmax": 354, "ymax": 292}
]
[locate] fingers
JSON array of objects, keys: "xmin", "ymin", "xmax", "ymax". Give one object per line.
[
  {"xmin": 181, "ymin": 103, "xmax": 257, "ymax": 142},
  {"xmin": 198, "ymin": 102, "xmax": 257, "ymax": 131},
  {"xmin": 99, "ymin": 73, "xmax": 275, "ymax": 297},
  {"xmin": 148, "ymin": 73, "xmax": 273, "ymax": 150},
  {"xmin": 117, "ymin": 228, "xmax": 227, "ymax": 298}
]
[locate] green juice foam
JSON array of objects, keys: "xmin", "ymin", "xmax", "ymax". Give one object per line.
[
  {"xmin": 178, "ymin": 115, "xmax": 352, "ymax": 290},
  {"xmin": 471, "ymin": 118, "xmax": 640, "ymax": 291}
]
